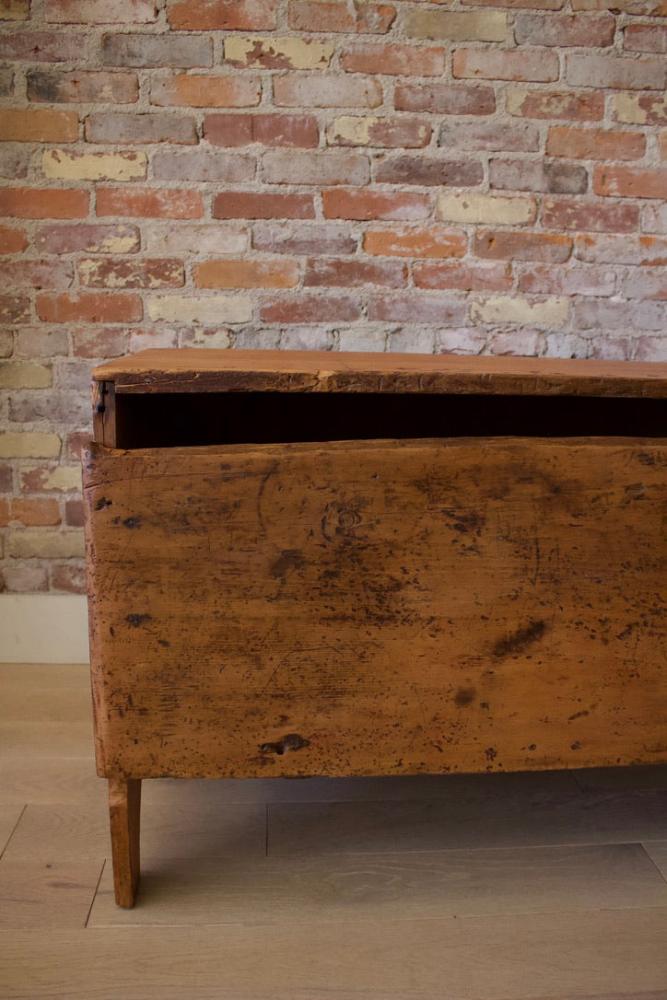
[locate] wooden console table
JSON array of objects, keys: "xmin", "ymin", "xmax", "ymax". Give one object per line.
[{"xmin": 83, "ymin": 349, "xmax": 667, "ymax": 907}]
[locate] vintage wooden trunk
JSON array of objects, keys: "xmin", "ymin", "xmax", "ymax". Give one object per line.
[{"xmin": 83, "ymin": 349, "xmax": 667, "ymax": 907}]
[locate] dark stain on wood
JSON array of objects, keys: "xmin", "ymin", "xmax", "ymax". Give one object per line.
[
  {"xmin": 125, "ymin": 614, "xmax": 152, "ymax": 628},
  {"xmin": 271, "ymin": 549, "xmax": 305, "ymax": 579},
  {"xmin": 454, "ymin": 687, "xmax": 477, "ymax": 707},
  {"xmin": 259, "ymin": 733, "xmax": 310, "ymax": 756},
  {"xmin": 492, "ymin": 620, "xmax": 547, "ymax": 659}
]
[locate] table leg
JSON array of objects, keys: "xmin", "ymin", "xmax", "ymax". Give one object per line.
[{"xmin": 108, "ymin": 776, "xmax": 141, "ymax": 908}]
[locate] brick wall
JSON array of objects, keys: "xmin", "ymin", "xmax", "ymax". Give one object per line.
[{"xmin": 1, "ymin": 0, "xmax": 666, "ymax": 595}]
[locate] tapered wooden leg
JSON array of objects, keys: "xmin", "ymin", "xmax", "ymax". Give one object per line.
[{"xmin": 108, "ymin": 777, "xmax": 141, "ymax": 908}]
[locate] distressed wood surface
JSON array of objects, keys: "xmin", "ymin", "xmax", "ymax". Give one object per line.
[
  {"xmin": 83, "ymin": 436, "xmax": 667, "ymax": 780},
  {"xmin": 91, "ymin": 349, "xmax": 667, "ymax": 398}
]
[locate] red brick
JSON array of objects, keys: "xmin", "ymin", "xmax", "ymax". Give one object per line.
[
  {"xmin": 85, "ymin": 112, "xmax": 197, "ymax": 145},
  {"xmin": 489, "ymin": 158, "xmax": 588, "ymax": 195},
  {"xmin": 152, "ymin": 150, "xmax": 255, "ymax": 183},
  {"xmin": 575, "ymin": 233, "xmax": 667, "ymax": 266},
  {"xmin": 661, "ymin": 133, "xmax": 667, "ymax": 160},
  {"xmin": 96, "ymin": 187, "xmax": 203, "ymax": 219},
  {"xmin": 624, "ymin": 23, "xmax": 667, "ymax": 54},
  {"xmin": 363, "ymin": 226, "xmax": 466, "ymax": 258},
  {"xmin": 79, "ymin": 258, "xmax": 184, "ymax": 289},
  {"xmin": 0, "ymin": 295, "xmax": 30, "ymax": 324},
  {"xmin": 613, "ymin": 94, "xmax": 667, "ymax": 127},
  {"xmin": 262, "ymin": 150, "xmax": 369, "ymax": 186},
  {"xmin": 36, "ymin": 292, "xmax": 142, "ymax": 323},
  {"xmin": 0, "ymin": 260, "xmax": 73, "ymax": 289},
  {"xmin": 260, "ymin": 294, "xmax": 361, "ymax": 323},
  {"xmin": 453, "ymin": 49, "xmax": 559, "ymax": 82},
  {"xmin": 464, "ymin": 0, "xmax": 564, "ymax": 7},
  {"xmin": 71, "ymin": 328, "xmax": 131, "ymax": 356},
  {"xmin": 274, "ymin": 74, "xmax": 382, "ymax": 108},
  {"xmin": 194, "ymin": 259, "xmax": 299, "ymax": 288},
  {"xmin": 151, "ymin": 74, "xmax": 260, "ymax": 108},
  {"xmin": 547, "ymin": 127, "xmax": 645, "ymax": 160},
  {"xmin": 304, "ymin": 258, "xmax": 407, "ymax": 288},
  {"xmin": 168, "ymin": 0, "xmax": 277, "ymax": 29},
  {"xmin": 35, "ymin": 223, "xmax": 140, "ymax": 254},
  {"xmin": 51, "ymin": 562, "xmax": 86, "ymax": 593},
  {"xmin": 46, "ymin": 0, "xmax": 157, "ymax": 22},
  {"xmin": 368, "ymin": 294, "xmax": 466, "ymax": 324},
  {"xmin": 507, "ymin": 89, "xmax": 604, "ymax": 121},
  {"xmin": 439, "ymin": 120, "xmax": 539, "ymax": 152},
  {"xmin": 253, "ymin": 222, "xmax": 357, "ymax": 255},
  {"xmin": 542, "ymin": 197, "xmax": 639, "ymax": 233},
  {"xmin": 28, "ymin": 69, "xmax": 138, "ymax": 104},
  {"xmin": 322, "ymin": 188, "xmax": 430, "ymax": 221},
  {"xmin": 0, "ymin": 224, "xmax": 27, "ymax": 254},
  {"xmin": 395, "ymin": 82, "xmax": 495, "ymax": 116},
  {"xmin": 204, "ymin": 113, "xmax": 319, "ymax": 148},
  {"xmin": 328, "ymin": 116, "xmax": 430, "ymax": 148},
  {"xmin": 474, "ymin": 230, "xmax": 573, "ymax": 262},
  {"xmin": 102, "ymin": 33, "xmax": 212, "ymax": 69},
  {"xmin": 518, "ymin": 264, "xmax": 616, "ymax": 297},
  {"xmin": 213, "ymin": 192, "xmax": 315, "ymax": 219},
  {"xmin": 0, "ymin": 188, "xmax": 88, "ymax": 220},
  {"xmin": 515, "ymin": 13, "xmax": 614, "ymax": 46},
  {"xmin": 413, "ymin": 261, "xmax": 511, "ymax": 292},
  {"xmin": 374, "ymin": 157, "xmax": 483, "ymax": 187},
  {"xmin": 0, "ymin": 31, "xmax": 87, "ymax": 62},
  {"xmin": 0, "ymin": 108, "xmax": 79, "ymax": 142},
  {"xmin": 64, "ymin": 499, "xmax": 84, "ymax": 527},
  {"xmin": 341, "ymin": 43, "xmax": 445, "ymax": 76},
  {"xmin": 594, "ymin": 166, "xmax": 667, "ymax": 200},
  {"xmin": 289, "ymin": 1, "xmax": 396, "ymax": 32},
  {"xmin": 2, "ymin": 498, "xmax": 61, "ymax": 527},
  {"xmin": 565, "ymin": 54, "xmax": 666, "ymax": 91}
]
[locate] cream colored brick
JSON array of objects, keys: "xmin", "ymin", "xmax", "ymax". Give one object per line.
[
  {"xmin": 9, "ymin": 529, "xmax": 85, "ymax": 559},
  {"xmin": 23, "ymin": 466, "xmax": 82, "ymax": 492},
  {"xmin": 0, "ymin": 363, "xmax": 52, "ymax": 389},
  {"xmin": 147, "ymin": 295, "xmax": 252, "ymax": 325},
  {"xmin": 330, "ymin": 116, "xmax": 378, "ymax": 145},
  {"xmin": 405, "ymin": 9, "xmax": 507, "ymax": 42},
  {"xmin": 0, "ymin": 432, "xmax": 61, "ymax": 459},
  {"xmin": 613, "ymin": 93, "xmax": 667, "ymax": 125},
  {"xmin": 437, "ymin": 194, "xmax": 537, "ymax": 225},
  {"xmin": 42, "ymin": 149, "xmax": 147, "ymax": 182},
  {"xmin": 471, "ymin": 295, "xmax": 569, "ymax": 329},
  {"xmin": 225, "ymin": 36, "xmax": 335, "ymax": 71}
]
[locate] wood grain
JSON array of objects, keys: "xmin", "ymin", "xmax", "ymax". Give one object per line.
[
  {"xmin": 83, "ymin": 436, "xmax": 667, "ymax": 779},
  {"xmin": 0, "ymin": 858, "xmax": 104, "ymax": 929},
  {"xmin": 91, "ymin": 348, "xmax": 667, "ymax": 398}
]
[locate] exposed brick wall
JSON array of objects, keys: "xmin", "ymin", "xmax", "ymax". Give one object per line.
[{"xmin": 1, "ymin": 0, "xmax": 666, "ymax": 594}]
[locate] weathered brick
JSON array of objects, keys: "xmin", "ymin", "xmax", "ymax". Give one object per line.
[
  {"xmin": 624, "ymin": 23, "xmax": 667, "ymax": 53},
  {"xmin": 374, "ymin": 156, "xmax": 483, "ymax": 187},
  {"xmin": 213, "ymin": 192, "xmax": 315, "ymax": 219},
  {"xmin": 145, "ymin": 222, "xmax": 248, "ymax": 254},
  {"xmin": 620, "ymin": 268, "xmax": 667, "ymax": 300},
  {"xmin": 79, "ymin": 258, "xmax": 184, "ymax": 289},
  {"xmin": 15, "ymin": 329, "xmax": 69, "ymax": 357},
  {"xmin": 453, "ymin": 49, "xmax": 559, "ymax": 82},
  {"xmin": 388, "ymin": 329, "xmax": 435, "ymax": 354},
  {"xmin": 253, "ymin": 222, "xmax": 357, "ymax": 255},
  {"xmin": 576, "ymin": 232, "xmax": 667, "ymax": 265},
  {"xmin": 152, "ymin": 150, "xmax": 255, "ymax": 183},
  {"xmin": 595, "ymin": 166, "xmax": 667, "ymax": 200},
  {"xmin": 507, "ymin": 88, "xmax": 604, "ymax": 121},
  {"xmin": 572, "ymin": 0, "xmax": 666, "ymax": 14},
  {"xmin": 471, "ymin": 296, "xmax": 569, "ymax": 328},
  {"xmin": 0, "ymin": 330, "xmax": 12, "ymax": 356},
  {"xmin": 0, "ymin": 188, "xmax": 89, "ymax": 220},
  {"xmin": 260, "ymin": 294, "xmax": 361, "ymax": 323},
  {"xmin": 103, "ymin": 33, "xmax": 212, "ymax": 68},
  {"xmin": 323, "ymin": 189, "xmax": 431, "ymax": 220},
  {"xmin": 35, "ymin": 223, "xmax": 140, "ymax": 255},
  {"xmin": 43, "ymin": 150, "xmax": 147, "ymax": 182},
  {"xmin": 96, "ymin": 187, "xmax": 203, "ymax": 219},
  {"xmin": 274, "ymin": 74, "xmax": 382, "ymax": 109},
  {"xmin": 0, "ymin": 0, "xmax": 28, "ymax": 19},
  {"xmin": 281, "ymin": 327, "xmax": 335, "ymax": 351},
  {"xmin": 0, "ymin": 260, "xmax": 73, "ymax": 290},
  {"xmin": 489, "ymin": 158, "xmax": 588, "ymax": 195},
  {"xmin": 547, "ymin": 127, "xmax": 645, "ymax": 160},
  {"xmin": 518, "ymin": 264, "xmax": 616, "ymax": 296},
  {"xmin": 130, "ymin": 328, "xmax": 179, "ymax": 351},
  {"xmin": 204, "ymin": 113, "xmax": 319, "ymax": 148},
  {"xmin": 328, "ymin": 115, "xmax": 430, "ymax": 149},
  {"xmin": 50, "ymin": 561, "xmax": 85, "ymax": 593},
  {"xmin": 363, "ymin": 226, "xmax": 466, "ymax": 258},
  {"xmin": 642, "ymin": 204, "xmax": 667, "ymax": 234},
  {"xmin": 413, "ymin": 261, "xmax": 511, "ymax": 292},
  {"xmin": 0, "ymin": 224, "xmax": 27, "ymax": 254},
  {"xmin": 438, "ymin": 193, "xmax": 537, "ymax": 225},
  {"xmin": 147, "ymin": 295, "xmax": 252, "ymax": 324},
  {"xmin": 574, "ymin": 298, "xmax": 666, "ymax": 331},
  {"xmin": 225, "ymin": 36, "xmax": 334, "ymax": 70},
  {"xmin": 1, "ymin": 498, "xmax": 60, "ymax": 526},
  {"xmin": 368, "ymin": 294, "xmax": 467, "ymax": 324},
  {"xmin": 1, "ymin": 564, "xmax": 49, "ymax": 593},
  {"xmin": 9, "ymin": 530, "xmax": 85, "ymax": 560},
  {"xmin": 36, "ymin": 292, "xmax": 142, "ymax": 323},
  {"xmin": 395, "ymin": 83, "xmax": 495, "ymax": 116},
  {"xmin": 9, "ymin": 390, "xmax": 89, "ymax": 424},
  {"xmin": 71, "ymin": 328, "xmax": 130, "ymax": 356},
  {"xmin": 338, "ymin": 329, "xmax": 387, "ymax": 351},
  {"xmin": 28, "ymin": 70, "xmax": 139, "ymax": 104},
  {"xmin": 304, "ymin": 258, "xmax": 407, "ymax": 288},
  {"xmin": 515, "ymin": 13, "xmax": 614, "ymax": 46},
  {"xmin": 565, "ymin": 54, "xmax": 666, "ymax": 90},
  {"xmin": 0, "ymin": 31, "xmax": 87, "ymax": 62},
  {"xmin": 0, "ymin": 295, "xmax": 30, "ymax": 324},
  {"xmin": 635, "ymin": 336, "xmax": 667, "ymax": 361},
  {"xmin": 0, "ymin": 147, "xmax": 30, "ymax": 180},
  {"xmin": 0, "ymin": 431, "xmax": 59, "ymax": 457},
  {"xmin": 439, "ymin": 120, "xmax": 539, "ymax": 152},
  {"xmin": 46, "ymin": 0, "xmax": 157, "ymax": 22},
  {"xmin": 405, "ymin": 9, "xmax": 507, "ymax": 41},
  {"xmin": 262, "ymin": 150, "xmax": 369, "ymax": 185},
  {"xmin": 436, "ymin": 329, "xmax": 487, "ymax": 356},
  {"xmin": 168, "ymin": 0, "xmax": 277, "ymax": 29},
  {"xmin": 85, "ymin": 112, "xmax": 197, "ymax": 145},
  {"xmin": 542, "ymin": 197, "xmax": 639, "ymax": 232},
  {"xmin": 289, "ymin": 1, "xmax": 396, "ymax": 33},
  {"xmin": 340, "ymin": 43, "xmax": 445, "ymax": 76},
  {"xmin": 474, "ymin": 230, "xmax": 573, "ymax": 262},
  {"xmin": 613, "ymin": 93, "xmax": 667, "ymax": 126},
  {"xmin": 194, "ymin": 259, "xmax": 299, "ymax": 289},
  {"xmin": 0, "ymin": 109, "xmax": 78, "ymax": 143},
  {"xmin": 151, "ymin": 74, "xmax": 261, "ymax": 108},
  {"xmin": 64, "ymin": 500, "xmax": 84, "ymax": 527}
]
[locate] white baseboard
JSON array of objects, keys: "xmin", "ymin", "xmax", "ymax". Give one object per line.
[{"xmin": 0, "ymin": 595, "xmax": 90, "ymax": 664}]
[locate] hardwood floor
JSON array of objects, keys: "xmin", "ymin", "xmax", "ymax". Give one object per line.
[{"xmin": 1, "ymin": 663, "xmax": 667, "ymax": 1000}]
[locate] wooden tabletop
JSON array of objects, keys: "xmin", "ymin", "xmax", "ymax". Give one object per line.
[{"xmin": 92, "ymin": 349, "xmax": 667, "ymax": 398}]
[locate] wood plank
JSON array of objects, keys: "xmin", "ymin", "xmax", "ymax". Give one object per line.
[
  {"xmin": 0, "ymin": 721, "xmax": 93, "ymax": 759},
  {"xmin": 0, "ymin": 663, "xmax": 90, "ymax": 723},
  {"xmin": 574, "ymin": 765, "xmax": 667, "ymax": 793},
  {"xmin": 2, "ymin": 909, "xmax": 667, "ymax": 999},
  {"xmin": 91, "ymin": 349, "xmax": 667, "ymax": 398},
  {"xmin": 643, "ymin": 840, "xmax": 667, "ymax": 880},
  {"xmin": 0, "ymin": 805, "xmax": 24, "ymax": 857},
  {"xmin": 83, "ymin": 436, "xmax": 667, "ymax": 779},
  {"xmin": 88, "ymin": 843, "xmax": 667, "ymax": 927},
  {"xmin": 0, "ymin": 858, "xmax": 104, "ymax": 929}
]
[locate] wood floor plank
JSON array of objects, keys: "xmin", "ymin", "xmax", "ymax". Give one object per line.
[
  {"xmin": 642, "ymin": 841, "xmax": 667, "ymax": 880},
  {"xmin": 0, "ymin": 857, "xmax": 104, "ymax": 929},
  {"xmin": 0, "ymin": 758, "xmax": 102, "ymax": 807},
  {"xmin": 574, "ymin": 766, "xmax": 667, "ymax": 792},
  {"xmin": 0, "ymin": 805, "xmax": 24, "ymax": 857},
  {"xmin": 2, "ymin": 909, "xmax": 667, "ymax": 999},
  {"xmin": 0, "ymin": 664, "xmax": 90, "ymax": 724},
  {"xmin": 0, "ymin": 721, "xmax": 93, "ymax": 759},
  {"xmin": 88, "ymin": 842, "xmax": 667, "ymax": 927}
]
